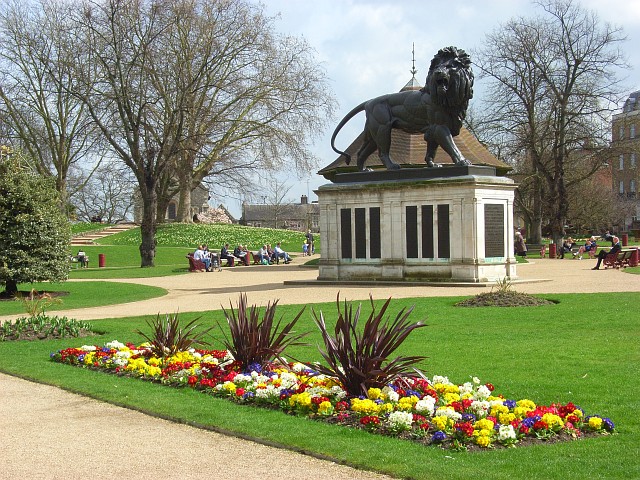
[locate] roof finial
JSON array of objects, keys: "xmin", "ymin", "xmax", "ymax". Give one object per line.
[{"xmin": 410, "ymin": 43, "xmax": 417, "ymax": 77}]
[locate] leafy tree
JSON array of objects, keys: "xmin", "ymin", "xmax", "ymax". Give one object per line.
[
  {"xmin": 473, "ymin": 0, "xmax": 627, "ymax": 243},
  {"xmin": 0, "ymin": 149, "xmax": 70, "ymax": 296}
]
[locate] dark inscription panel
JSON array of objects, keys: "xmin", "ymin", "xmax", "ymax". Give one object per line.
[
  {"xmin": 355, "ymin": 208, "xmax": 366, "ymax": 258},
  {"xmin": 421, "ymin": 205, "xmax": 434, "ymax": 258},
  {"xmin": 437, "ymin": 204, "xmax": 450, "ymax": 259},
  {"xmin": 340, "ymin": 208, "xmax": 352, "ymax": 259},
  {"xmin": 369, "ymin": 207, "xmax": 381, "ymax": 259},
  {"xmin": 406, "ymin": 206, "xmax": 418, "ymax": 258},
  {"xmin": 484, "ymin": 204, "xmax": 505, "ymax": 257}
]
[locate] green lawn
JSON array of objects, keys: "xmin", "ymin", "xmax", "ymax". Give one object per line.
[
  {"xmin": 0, "ymin": 281, "xmax": 167, "ymax": 316},
  {"xmin": 1, "ymin": 293, "xmax": 637, "ymax": 479}
]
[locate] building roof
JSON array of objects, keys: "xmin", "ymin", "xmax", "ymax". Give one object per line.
[{"xmin": 242, "ymin": 203, "xmax": 319, "ymax": 223}]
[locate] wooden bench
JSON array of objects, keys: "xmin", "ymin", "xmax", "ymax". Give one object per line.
[
  {"xmin": 186, "ymin": 254, "xmax": 206, "ymax": 272},
  {"xmin": 603, "ymin": 249, "xmax": 636, "ymax": 269},
  {"xmin": 70, "ymin": 255, "xmax": 89, "ymax": 268}
]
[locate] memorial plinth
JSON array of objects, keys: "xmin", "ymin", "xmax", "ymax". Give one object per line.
[{"xmin": 316, "ymin": 166, "xmax": 517, "ymax": 283}]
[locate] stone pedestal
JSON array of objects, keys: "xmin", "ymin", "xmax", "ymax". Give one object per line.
[{"xmin": 316, "ymin": 166, "xmax": 517, "ymax": 283}]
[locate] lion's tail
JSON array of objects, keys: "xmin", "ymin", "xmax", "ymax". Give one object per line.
[{"xmin": 330, "ymin": 101, "xmax": 367, "ymax": 164}]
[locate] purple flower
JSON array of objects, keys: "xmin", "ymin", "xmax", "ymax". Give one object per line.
[
  {"xmin": 461, "ymin": 413, "xmax": 476, "ymax": 423},
  {"xmin": 431, "ymin": 431, "xmax": 447, "ymax": 444},
  {"xmin": 503, "ymin": 399, "xmax": 516, "ymax": 409},
  {"xmin": 603, "ymin": 418, "xmax": 615, "ymax": 432}
]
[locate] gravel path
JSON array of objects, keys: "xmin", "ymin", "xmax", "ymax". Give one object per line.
[{"xmin": 1, "ymin": 255, "xmax": 638, "ymax": 479}]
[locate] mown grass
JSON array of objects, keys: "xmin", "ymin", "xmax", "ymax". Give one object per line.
[
  {"xmin": 0, "ymin": 293, "xmax": 637, "ymax": 480},
  {"xmin": 0, "ymin": 282, "xmax": 167, "ymax": 316}
]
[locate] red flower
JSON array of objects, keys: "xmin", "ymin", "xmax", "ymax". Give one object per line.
[
  {"xmin": 485, "ymin": 383, "xmax": 495, "ymax": 391},
  {"xmin": 533, "ymin": 420, "xmax": 549, "ymax": 430},
  {"xmin": 454, "ymin": 422, "xmax": 474, "ymax": 437},
  {"xmin": 236, "ymin": 388, "xmax": 245, "ymax": 396},
  {"xmin": 188, "ymin": 375, "xmax": 198, "ymax": 386}
]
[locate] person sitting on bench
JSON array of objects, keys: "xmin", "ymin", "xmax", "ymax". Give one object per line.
[
  {"xmin": 193, "ymin": 245, "xmax": 211, "ymax": 271},
  {"xmin": 220, "ymin": 243, "xmax": 235, "ymax": 267},
  {"xmin": 273, "ymin": 242, "xmax": 291, "ymax": 264},
  {"xmin": 233, "ymin": 244, "xmax": 250, "ymax": 266},
  {"xmin": 592, "ymin": 236, "xmax": 621, "ymax": 270}
]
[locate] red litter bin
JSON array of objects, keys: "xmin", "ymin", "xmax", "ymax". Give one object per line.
[
  {"xmin": 549, "ymin": 243, "xmax": 557, "ymax": 259},
  {"xmin": 621, "ymin": 233, "xmax": 628, "ymax": 246},
  {"xmin": 98, "ymin": 253, "xmax": 106, "ymax": 268}
]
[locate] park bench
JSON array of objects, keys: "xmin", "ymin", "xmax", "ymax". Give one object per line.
[
  {"xmin": 603, "ymin": 249, "xmax": 637, "ymax": 269},
  {"xmin": 69, "ymin": 255, "xmax": 89, "ymax": 268},
  {"xmin": 186, "ymin": 253, "xmax": 206, "ymax": 272}
]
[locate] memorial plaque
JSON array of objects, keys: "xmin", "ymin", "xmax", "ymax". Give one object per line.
[
  {"xmin": 406, "ymin": 206, "xmax": 418, "ymax": 258},
  {"xmin": 421, "ymin": 205, "xmax": 434, "ymax": 258},
  {"xmin": 484, "ymin": 204, "xmax": 504, "ymax": 257},
  {"xmin": 437, "ymin": 204, "xmax": 450, "ymax": 258},
  {"xmin": 369, "ymin": 207, "xmax": 381, "ymax": 259},
  {"xmin": 355, "ymin": 208, "xmax": 366, "ymax": 258},
  {"xmin": 340, "ymin": 208, "xmax": 352, "ymax": 259}
]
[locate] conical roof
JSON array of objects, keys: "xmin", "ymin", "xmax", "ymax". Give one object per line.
[{"xmin": 319, "ymin": 75, "xmax": 511, "ymax": 182}]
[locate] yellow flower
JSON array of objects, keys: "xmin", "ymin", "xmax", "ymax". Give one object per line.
[
  {"xmin": 222, "ymin": 381, "xmax": 236, "ymax": 394},
  {"xmin": 498, "ymin": 412, "xmax": 516, "ymax": 425},
  {"xmin": 350, "ymin": 398, "xmax": 380, "ymax": 415},
  {"xmin": 432, "ymin": 415, "xmax": 451, "ymax": 431},
  {"xmin": 541, "ymin": 413, "xmax": 564, "ymax": 430},
  {"xmin": 83, "ymin": 352, "xmax": 95, "ymax": 365},
  {"xmin": 367, "ymin": 388, "xmax": 382, "ymax": 400},
  {"xmin": 475, "ymin": 430, "xmax": 492, "ymax": 447},
  {"xmin": 318, "ymin": 401, "xmax": 334, "ymax": 416},
  {"xmin": 490, "ymin": 404, "xmax": 509, "ymax": 417},
  {"xmin": 474, "ymin": 418, "xmax": 495, "ymax": 431},
  {"xmin": 443, "ymin": 392, "xmax": 461, "ymax": 404},
  {"xmin": 588, "ymin": 417, "xmax": 603, "ymax": 430},
  {"xmin": 397, "ymin": 396, "xmax": 418, "ymax": 411},
  {"xmin": 516, "ymin": 399, "xmax": 536, "ymax": 410}
]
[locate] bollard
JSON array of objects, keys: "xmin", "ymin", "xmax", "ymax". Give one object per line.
[
  {"xmin": 98, "ymin": 253, "xmax": 105, "ymax": 268},
  {"xmin": 549, "ymin": 243, "xmax": 557, "ymax": 259},
  {"xmin": 621, "ymin": 233, "xmax": 628, "ymax": 246}
]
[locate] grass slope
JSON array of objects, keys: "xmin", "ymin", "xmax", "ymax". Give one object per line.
[{"xmin": 0, "ymin": 293, "xmax": 638, "ymax": 479}]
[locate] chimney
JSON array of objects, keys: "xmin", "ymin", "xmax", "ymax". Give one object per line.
[{"xmin": 301, "ymin": 195, "xmax": 308, "ymax": 204}]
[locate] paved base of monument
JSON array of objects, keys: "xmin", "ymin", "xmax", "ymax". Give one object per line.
[{"xmin": 284, "ymin": 277, "xmax": 550, "ymax": 287}]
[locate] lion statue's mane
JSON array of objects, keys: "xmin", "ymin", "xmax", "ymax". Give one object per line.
[{"xmin": 331, "ymin": 46, "xmax": 474, "ymax": 171}]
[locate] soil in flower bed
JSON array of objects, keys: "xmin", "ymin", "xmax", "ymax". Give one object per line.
[{"xmin": 455, "ymin": 291, "xmax": 556, "ymax": 307}]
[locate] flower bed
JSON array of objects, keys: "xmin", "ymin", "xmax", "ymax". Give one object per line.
[{"xmin": 50, "ymin": 340, "xmax": 615, "ymax": 451}]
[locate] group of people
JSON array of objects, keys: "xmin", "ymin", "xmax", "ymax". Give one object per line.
[{"xmin": 193, "ymin": 242, "xmax": 295, "ymax": 270}]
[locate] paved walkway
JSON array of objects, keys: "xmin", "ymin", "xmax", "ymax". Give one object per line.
[{"xmin": 1, "ymin": 256, "xmax": 638, "ymax": 479}]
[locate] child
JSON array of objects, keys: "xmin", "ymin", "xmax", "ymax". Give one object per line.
[{"xmin": 302, "ymin": 240, "xmax": 309, "ymax": 256}]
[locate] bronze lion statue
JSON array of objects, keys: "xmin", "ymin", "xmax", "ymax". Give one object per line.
[{"xmin": 331, "ymin": 46, "xmax": 474, "ymax": 171}]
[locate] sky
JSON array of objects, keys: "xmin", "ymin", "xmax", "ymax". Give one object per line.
[{"xmin": 220, "ymin": 0, "xmax": 640, "ymax": 217}]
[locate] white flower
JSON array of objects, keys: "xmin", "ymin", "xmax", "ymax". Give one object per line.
[
  {"xmin": 279, "ymin": 372, "xmax": 299, "ymax": 389},
  {"xmin": 472, "ymin": 376, "xmax": 481, "ymax": 384},
  {"xmin": 382, "ymin": 386, "xmax": 399, "ymax": 403},
  {"xmin": 470, "ymin": 400, "xmax": 490, "ymax": 417},
  {"xmin": 435, "ymin": 407, "xmax": 462, "ymax": 422},
  {"xmin": 80, "ymin": 345, "xmax": 97, "ymax": 352},
  {"xmin": 498, "ymin": 424, "xmax": 516, "ymax": 441},
  {"xmin": 474, "ymin": 385, "xmax": 491, "ymax": 400},
  {"xmin": 105, "ymin": 340, "xmax": 126, "ymax": 350},
  {"xmin": 415, "ymin": 396, "xmax": 436, "ymax": 415},
  {"xmin": 386, "ymin": 411, "xmax": 413, "ymax": 431},
  {"xmin": 292, "ymin": 362, "xmax": 307, "ymax": 373},
  {"xmin": 459, "ymin": 382, "xmax": 474, "ymax": 395},
  {"xmin": 115, "ymin": 350, "xmax": 131, "ymax": 359},
  {"xmin": 432, "ymin": 375, "xmax": 450, "ymax": 385}
]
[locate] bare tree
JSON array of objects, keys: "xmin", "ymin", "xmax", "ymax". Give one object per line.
[
  {"xmin": 0, "ymin": 0, "xmax": 100, "ymax": 212},
  {"xmin": 152, "ymin": 1, "xmax": 335, "ymax": 222},
  {"xmin": 70, "ymin": 161, "xmax": 135, "ymax": 223},
  {"xmin": 473, "ymin": 0, "xmax": 628, "ymax": 244}
]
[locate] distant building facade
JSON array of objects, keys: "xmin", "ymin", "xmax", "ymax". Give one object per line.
[
  {"xmin": 611, "ymin": 91, "xmax": 640, "ymax": 231},
  {"xmin": 241, "ymin": 195, "xmax": 319, "ymax": 232}
]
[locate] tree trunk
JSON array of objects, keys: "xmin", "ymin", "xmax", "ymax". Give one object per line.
[
  {"xmin": 4, "ymin": 279, "xmax": 18, "ymax": 296},
  {"xmin": 139, "ymin": 187, "xmax": 157, "ymax": 267},
  {"xmin": 176, "ymin": 180, "xmax": 192, "ymax": 222}
]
